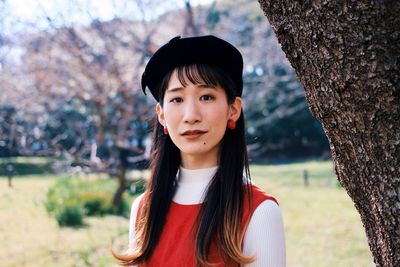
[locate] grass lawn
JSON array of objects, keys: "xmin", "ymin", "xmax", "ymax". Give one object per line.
[
  {"xmin": 0, "ymin": 175, "xmax": 128, "ymax": 267},
  {"xmin": 0, "ymin": 160, "xmax": 374, "ymax": 266},
  {"xmin": 250, "ymin": 161, "xmax": 374, "ymax": 267}
]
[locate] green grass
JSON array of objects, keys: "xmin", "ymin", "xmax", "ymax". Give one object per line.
[
  {"xmin": 251, "ymin": 160, "xmax": 338, "ymax": 187},
  {"xmin": 0, "ymin": 160, "xmax": 374, "ymax": 266},
  {"xmin": 0, "ymin": 174, "xmax": 128, "ymax": 267},
  {"xmin": 250, "ymin": 162, "xmax": 374, "ymax": 267}
]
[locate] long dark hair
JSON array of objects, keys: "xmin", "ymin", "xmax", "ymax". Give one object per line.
[{"xmin": 113, "ymin": 64, "xmax": 254, "ymax": 266}]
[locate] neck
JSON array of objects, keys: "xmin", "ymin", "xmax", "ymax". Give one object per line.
[
  {"xmin": 180, "ymin": 149, "xmax": 219, "ymax": 169},
  {"xmin": 173, "ymin": 165, "xmax": 218, "ymax": 204}
]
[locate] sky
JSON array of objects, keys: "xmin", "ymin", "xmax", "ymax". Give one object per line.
[
  {"xmin": 5, "ymin": 0, "xmax": 214, "ymax": 30},
  {"xmin": 7, "ymin": 0, "xmax": 214, "ymax": 18}
]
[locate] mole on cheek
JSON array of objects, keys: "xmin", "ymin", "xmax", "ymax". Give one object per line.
[{"xmin": 203, "ymin": 142, "xmax": 206, "ymax": 145}]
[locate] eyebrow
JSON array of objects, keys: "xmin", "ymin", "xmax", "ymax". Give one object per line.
[{"xmin": 166, "ymin": 84, "xmax": 217, "ymax": 93}]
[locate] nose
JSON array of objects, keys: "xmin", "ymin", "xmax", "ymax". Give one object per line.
[{"xmin": 183, "ymin": 99, "xmax": 201, "ymax": 124}]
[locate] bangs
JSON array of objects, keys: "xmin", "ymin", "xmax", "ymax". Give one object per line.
[{"xmin": 176, "ymin": 64, "xmax": 221, "ymax": 88}]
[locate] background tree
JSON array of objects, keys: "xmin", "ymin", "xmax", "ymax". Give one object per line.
[
  {"xmin": 20, "ymin": 4, "xmax": 161, "ymax": 211},
  {"xmin": 258, "ymin": 1, "xmax": 400, "ymax": 266},
  {"xmin": 1, "ymin": 0, "xmax": 331, "ymax": 211}
]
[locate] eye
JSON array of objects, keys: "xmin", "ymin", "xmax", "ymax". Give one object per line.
[
  {"xmin": 200, "ymin": 95, "xmax": 215, "ymax": 101},
  {"xmin": 170, "ymin": 97, "xmax": 183, "ymax": 103}
]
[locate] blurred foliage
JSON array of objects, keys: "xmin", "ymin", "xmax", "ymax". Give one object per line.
[
  {"xmin": 45, "ymin": 176, "xmax": 134, "ymax": 226},
  {"xmin": 0, "ymin": 106, "xmax": 19, "ymax": 157},
  {"xmin": 55, "ymin": 202, "xmax": 85, "ymax": 227},
  {"xmin": 0, "ymin": 157, "xmax": 55, "ymax": 175},
  {"xmin": 78, "ymin": 191, "xmax": 114, "ymax": 216},
  {"xmin": 245, "ymin": 64, "xmax": 329, "ymax": 161},
  {"xmin": 128, "ymin": 179, "xmax": 146, "ymax": 196}
]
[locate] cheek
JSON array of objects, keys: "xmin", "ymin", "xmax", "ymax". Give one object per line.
[
  {"xmin": 163, "ymin": 107, "xmax": 178, "ymax": 125},
  {"xmin": 210, "ymin": 103, "xmax": 230, "ymax": 123},
  {"xmin": 208, "ymin": 108, "xmax": 229, "ymax": 135}
]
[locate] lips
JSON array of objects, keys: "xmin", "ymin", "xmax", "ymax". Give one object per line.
[
  {"xmin": 181, "ymin": 130, "xmax": 207, "ymax": 136},
  {"xmin": 181, "ymin": 130, "xmax": 208, "ymax": 140}
]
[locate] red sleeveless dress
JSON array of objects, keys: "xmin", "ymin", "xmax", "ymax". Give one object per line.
[{"xmin": 136, "ymin": 184, "xmax": 278, "ymax": 267}]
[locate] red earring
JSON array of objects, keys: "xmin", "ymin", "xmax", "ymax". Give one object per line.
[
  {"xmin": 227, "ymin": 119, "xmax": 236, "ymax": 130},
  {"xmin": 163, "ymin": 126, "xmax": 169, "ymax": 135}
]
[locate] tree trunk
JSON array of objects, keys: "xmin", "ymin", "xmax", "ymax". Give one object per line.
[
  {"xmin": 257, "ymin": 1, "xmax": 399, "ymax": 266},
  {"xmin": 112, "ymin": 163, "xmax": 127, "ymax": 213}
]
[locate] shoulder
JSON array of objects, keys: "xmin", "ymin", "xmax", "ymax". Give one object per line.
[
  {"xmin": 243, "ymin": 199, "xmax": 286, "ymax": 266},
  {"xmin": 251, "ymin": 199, "xmax": 283, "ymax": 224},
  {"xmin": 130, "ymin": 193, "xmax": 145, "ymax": 217},
  {"xmin": 245, "ymin": 183, "xmax": 279, "ymax": 206},
  {"xmin": 129, "ymin": 193, "xmax": 146, "ymax": 229},
  {"xmin": 246, "ymin": 199, "xmax": 284, "ymax": 239},
  {"xmin": 248, "ymin": 183, "xmax": 282, "ymax": 226},
  {"xmin": 128, "ymin": 193, "xmax": 145, "ymax": 248}
]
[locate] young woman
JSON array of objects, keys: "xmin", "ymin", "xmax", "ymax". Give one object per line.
[{"xmin": 113, "ymin": 35, "xmax": 286, "ymax": 266}]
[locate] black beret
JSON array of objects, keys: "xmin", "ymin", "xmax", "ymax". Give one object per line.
[{"xmin": 141, "ymin": 35, "xmax": 243, "ymax": 102}]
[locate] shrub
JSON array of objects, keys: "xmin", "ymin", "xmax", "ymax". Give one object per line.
[
  {"xmin": 45, "ymin": 176, "xmax": 132, "ymax": 226},
  {"xmin": 112, "ymin": 196, "xmax": 130, "ymax": 217},
  {"xmin": 78, "ymin": 191, "xmax": 113, "ymax": 216},
  {"xmin": 45, "ymin": 178, "xmax": 77, "ymax": 215},
  {"xmin": 55, "ymin": 202, "xmax": 84, "ymax": 227}
]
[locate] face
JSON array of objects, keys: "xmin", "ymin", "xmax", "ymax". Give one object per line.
[{"xmin": 156, "ymin": 69, "xmax": 242, "ymax": 167}]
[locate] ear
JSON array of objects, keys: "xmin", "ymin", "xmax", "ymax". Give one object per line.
[
  {"xmin": 156, "ymin": 103, "xmax": 166, "ymax": 127},
  {"xmin": 228, "ymin": 97, "xmax": 242, "ymax": 121}
]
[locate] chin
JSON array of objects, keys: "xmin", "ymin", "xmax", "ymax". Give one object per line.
[
  {"xmin": 181, "ymin": 147, "xmax": 209, "ymax": 155},
  {"xmin": 178, "ymin": 143, "xmax": 216, "ymax": 156}
]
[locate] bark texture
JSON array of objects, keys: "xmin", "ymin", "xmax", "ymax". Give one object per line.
[{"xmin": 257, "ymin": 1, "xmax": 400, "ymax": 266}]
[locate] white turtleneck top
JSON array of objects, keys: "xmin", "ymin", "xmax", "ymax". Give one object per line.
[{"xmin": 129, "ymin": 166, "xmax": 286, "ymax": 267}]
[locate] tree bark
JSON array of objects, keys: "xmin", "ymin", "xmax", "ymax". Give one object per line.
[
  {"xmin": 112, "ymin": 163, "xmax": 127, "ymax": 213},
  {"xmin": 257, "ymin": 1, "xmax": 399, "ymax": 266}
]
